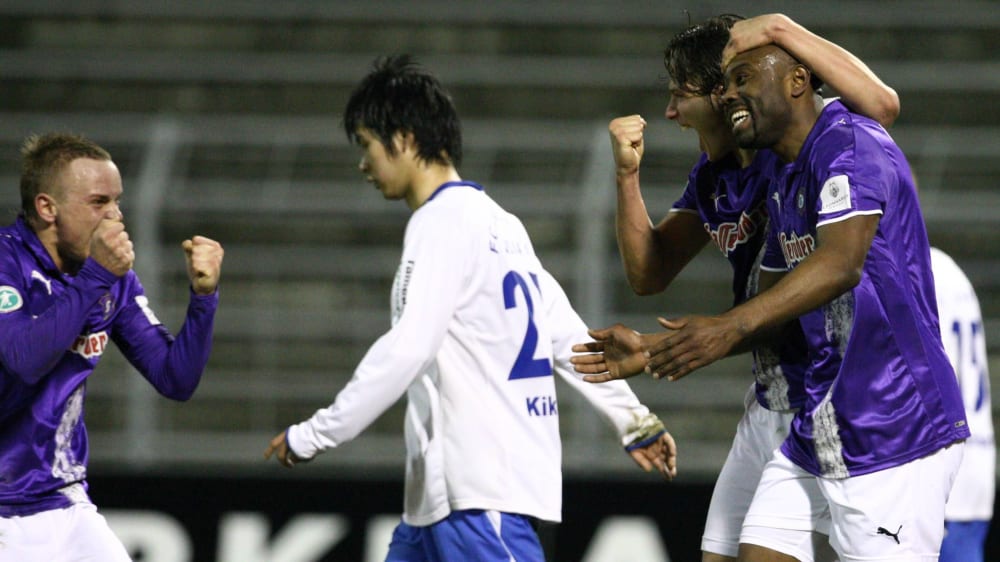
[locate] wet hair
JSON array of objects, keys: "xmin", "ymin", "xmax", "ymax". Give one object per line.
[
  {"xmin": 342, "ymin": 55, "xmax": 462, "ymax": 168},
  {"xmin": 664, "ymin": 14, "xmax": 744, "ymax": 96},
  {"xmin": 20, "ymin": 132, "xmax": 112, "ymax": 222}
]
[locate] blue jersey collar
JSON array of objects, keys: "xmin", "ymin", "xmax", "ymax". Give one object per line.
[{"xmin": 427, "ymin": 181, "xmax": 484, "ymax": 202}]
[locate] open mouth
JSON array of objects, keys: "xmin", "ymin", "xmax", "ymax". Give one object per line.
[{"xmin": 730, "ymin": 109, "xmax": 750, "ymax": 132}]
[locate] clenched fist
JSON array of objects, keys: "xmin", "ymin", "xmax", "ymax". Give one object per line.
[
  {"xmin": 89, "ymin": 219, "xmax": 135, "ymax": 276},
  {"xmin": 608, "ymin": 115, "xmax": 646, "ymax": 177},
  {"xmin": 182, "ymin": 236, "xmax": 224, "ymax": 295}
]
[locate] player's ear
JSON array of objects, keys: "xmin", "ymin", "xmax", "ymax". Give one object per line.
[
  {"xmin": 394, "ymin": 130, "xmax": 417, "ymax": 155},
  {"xmin": 35, "ymin": 193, "xmax": 58, "ymax": 224},
  {"xmin": 789, "ymin": 65, "xmax": 812, "ymax": 99}
]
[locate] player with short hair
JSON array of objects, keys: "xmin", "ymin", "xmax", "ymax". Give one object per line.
[
  {"xmin": 263, "ymin": 55, "xmax": 675, "ymax": 562},
  {"xmin": 623, "ymin": 43, "xmax": 968, "ymax": 560},
  {"xmin": 584, "ymin": 13, "xmax": 899, "ymax": 562},
  {"xmin": 0, "ymin": 132, "xmax": 224, "ymax": 560},
  {"xmin": 931, "ymin": 247, "xmax": 995, "ymax": 562}
]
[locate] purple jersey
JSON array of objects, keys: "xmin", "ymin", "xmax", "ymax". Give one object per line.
[
  {"xmin": 672, "ymin": 150, "xmax": 808, "ymax": 411},
  {"xmin": 0, "ymin": 217, "xmax": 218, "ymax": 516},
  {"xmin": 761, "ymin": 101, "xmax": 970, "ymax": 478}
]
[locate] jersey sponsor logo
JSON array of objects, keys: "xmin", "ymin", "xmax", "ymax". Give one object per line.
[
  {"xmin": 0, "ymin": 286, "xmax": 22, "ymax": 313},
  {"xmin": 820, "ymin": 174, "xmax": 852, "ymax": 214},
  {"xmin": 71, "ymin": 330, "xmax": 109, "ymax": 359},
  {"xmin": 526, "ymin": 395, "xmax": 557, "ymax": 416},
  {"xmin": 704, "ymin": 203, "xmax": 766, "ymax": 257},
  {"xmin": 778, "ymin": 231, "xmax": 816, "ymax": 266}
]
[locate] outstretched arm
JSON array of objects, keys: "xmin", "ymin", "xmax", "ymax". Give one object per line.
[
  {"xmin": 610, "ymin": 115, "xmax": 708, "ymax": 295},
  {"xmin": 722, "ymin": 14, "xmax": 899, "ymax": 127},
  {"xmin": 645, "ymin": 214, "xmax": 879, "ymax": 381},
  {"xmin": 570, "ymin": 324, "xmax": 668, "ymax": 382}
]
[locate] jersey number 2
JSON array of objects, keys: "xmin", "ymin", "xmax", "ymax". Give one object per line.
[{"xmin": 503, "ymin": 271, "xmax": 553, "ymax": 380}]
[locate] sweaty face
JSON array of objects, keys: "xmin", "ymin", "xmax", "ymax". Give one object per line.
[
  {"xmin": 52, "ymin": 158, "xmax": 124, "ymax": 268},
  {"xmin": 721, "ymin": 46, "xmax": 793, "ymax": 150},
  {"xmin": 354, "ymin": 127, "xmax": 409, "ymax": 201}
]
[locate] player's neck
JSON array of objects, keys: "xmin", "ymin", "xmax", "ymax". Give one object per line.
[
  {"xmin": 700, "ymin": 131, "xmax": 737, "ymax": 163},
  {"xmin": 31, "ymin": 223, "xmax": 69, "ymax": 274},
  {"xmin": 772, "ymin": 96, "xmax": 824, "ymax": 163},
  {"xmin": 406, "ymin": 163, "xmax": 462, "ymax": 210},
  {"xmin": 736, "ymin": 148, "xmax": 756, "ymax": 168}
]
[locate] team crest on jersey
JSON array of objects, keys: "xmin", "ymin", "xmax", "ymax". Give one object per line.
[
  {"xmin": 71, "ymin": 331, "xmax": 109, "ymax": 359},
  {"xmin": 0, "ymin": 285, "xmax": 23, "ymax": 313},
  {"xmin": 98, "ymin": 292, "xmax": 115, "ymax": 321}
]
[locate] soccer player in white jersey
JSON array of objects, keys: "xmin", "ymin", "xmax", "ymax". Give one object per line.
[
  {"xmin": 931, "ymin": 247, "xmax": 995, "ymax": 562},
  {"xmin": 262, "ymin": 55, "xmax": 675, "ymax": 562}
]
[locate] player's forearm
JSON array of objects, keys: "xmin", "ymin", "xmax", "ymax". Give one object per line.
[
  {"xmin": 0, "ymin": 259, "xmax": 116, "ymax": 383},
  {"xmin": 769, "ymin": 14, "xmax": 899, "ymax": 127},
  {"xmin": 559, "ymin": 361, "xmax": 655, "ymax": 442},
  {"xmin": 615, "ymin": 172, "xmax": 670, "ymax": 295},
  {"xmin": 135, "ymin": 291, "xmax": 219, "ymax": 401},
  {"xmin": 724, "ymin": 246, "xmax": 862, "ymax": 343}
]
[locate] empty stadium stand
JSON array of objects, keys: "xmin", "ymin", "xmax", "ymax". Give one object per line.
[{"xmin": 0, "ymin": 0, "xmax": 997, "ymax": 480}]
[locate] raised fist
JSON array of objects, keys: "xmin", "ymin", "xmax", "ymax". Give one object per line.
[
  {"xmin": 608, "ymin": 115, "xmax": 646, "ymax": 177},
  {"xmin": 182, "ymin": 236, "xmax": 224, "ymax": 295},
  {"xmin": 89, "ymin": 219, "xmax": 134, "ymax": 276}
]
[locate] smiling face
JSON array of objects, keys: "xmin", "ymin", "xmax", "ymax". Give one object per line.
[
  {"xmin": 46, "ymin": 157, "xmax": 124, "ymax": 270},
  {"xmin": 722, "ymin": 46, "xmax": 796, "ymax": 151}
]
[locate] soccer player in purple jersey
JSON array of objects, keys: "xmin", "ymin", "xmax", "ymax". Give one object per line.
[
  {"xmin": 576, "ymin": 13, "xmax": 899, "ymax": 562},
  {"xmin": 617, "ymin": 43, "xmax": 968, "ymax": 560},
  {"xmin": 0, "ymin": 133, "xmax": 223, "ymax": 561}
]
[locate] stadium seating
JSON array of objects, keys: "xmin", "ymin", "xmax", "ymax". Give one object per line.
[{"xmin": 1, "ymin": 0, "xmax": 997, "ymax": 479}]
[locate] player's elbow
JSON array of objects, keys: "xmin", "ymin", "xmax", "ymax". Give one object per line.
[
  {"xmin": 875, "ymin": 88, "xmax": 901, "ymax": 128},
  {"xmin": 832, "ymin": 263, "xmax": 863, "ymax": 295},
  {"xmin": 163, "ymin": 387, "xmax": 197, "ymax": 402},
  {"xmin": 627, "ymin": 275, "xmax": 666, "ymax": 296},
  {"xmin": 156, "ymin": 375, "xmax": 202, "ymax": 402}
]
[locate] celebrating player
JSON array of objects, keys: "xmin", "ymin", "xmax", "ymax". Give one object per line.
[
  {"xmin": 628, "ymin": 43, "xmax": 967, "ymax": 560},
  {"xmin": 0, "ymin": 132, "xmax": 224, "ymax": 560},
  {"xmin": 576, "ymin": 13, "xmax": 899, "ymax": 562}
]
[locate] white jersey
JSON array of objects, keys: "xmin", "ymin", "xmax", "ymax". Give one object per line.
[
  {"xmin": 931, "ymin": 247, "xmax": 995, "ymax": 521},
  {"xmin": 288, "ymin": 182, "xmax": 652, "ymax": 525}
]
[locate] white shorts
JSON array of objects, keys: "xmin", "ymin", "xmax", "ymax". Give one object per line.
[
  {"xmin": 702, "ymin": 385, "xmax": 837, "ymax": 562},
  {"xmin": 0, "ymin": 501, "xmax": 132, "ymax": 562},
  {"xmin": 742, "ymin": 442, "xmax": 964, "ymax": 562}
]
